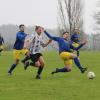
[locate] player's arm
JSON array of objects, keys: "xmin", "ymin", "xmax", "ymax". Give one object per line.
[
  {"xmin": 78, "ymin": 41, "xmax": 87, "ymax": 49},
  {"xmin": 23, "ymin": 34, "xmax": 31, "ymax": 49},
  {"xmin": 70, "ymin": 41, "xmax": 86, "ymax": 51},
  {"xmin": 24, "ymin": 39, "xmax": 29, "ymax": 49},
  {"xmin": 44, "ymin": 31, "xmax": 60, "ymax": 41},
  {"xmin": 41, "ymin": 39, "xmax": 52, "ymax": 47}
]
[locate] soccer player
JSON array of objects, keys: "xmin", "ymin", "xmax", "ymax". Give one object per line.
[
  {"xmin": 71, "ymin": 29, "xmax": 80, "ymax": 57},
  {"xmin": 43, "ymin": 30, "xmax": 87, "ymax": 74},
  {"xmin": 71, "ymin": 29, "xmax": 87, "ymax": 71},
  {"xmin": 8, "ymin": 24, "xmax": 29, "ymax": 75},
  {"xmin": 0, "ymin": 34, "xmax": 4, "ymax": 55},
  {"xmin": 22, "ymin": 26, "xmax": 52, "ymax": 79}
]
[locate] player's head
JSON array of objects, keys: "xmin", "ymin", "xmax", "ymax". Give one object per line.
[
  {"xmin": 74, "ymin": 29, "xmax": 80, "ymax": 34},
  {"xmin": 62, "ymin": 32, "xmax": 70, "ymax": 39},
  {"xmin": 19, "ymin": 24, "xmax": 25, "ymax": 32},
  {"xmin": 35, "ymin": 26, "xmax": 43, "ymax": 35}
]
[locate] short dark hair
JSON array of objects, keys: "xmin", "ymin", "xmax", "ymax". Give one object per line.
[
  {"xmin": 63, "ymin": 31, "xmax": 69, "ymax": 35},
  {"xmin": 35, "ymin": 26, "xmax": 41, "ymax": 31},
  {"xmin": 19, "ymin": 24, "xmax": 24, "ymax": 28}
]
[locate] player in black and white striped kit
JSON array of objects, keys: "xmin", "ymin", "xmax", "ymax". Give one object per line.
[{"xmin": 22, "ymin": 26, "xmax": 52, "ymax": 79}]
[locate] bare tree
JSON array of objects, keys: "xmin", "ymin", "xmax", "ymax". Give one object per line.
[
  {"xmin": 58, "ymin": 0, "xmax": 84, "ymax": 34},
  {"xmin": 94, "ymin": 9, "xmax": 100, "ymax": 32},
  {"xmin": 92, "ymin": 0, "xmax": 100, "ymax": 50}
]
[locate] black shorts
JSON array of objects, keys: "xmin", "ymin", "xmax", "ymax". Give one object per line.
[{"xmin": 30, "ymin": 53, "xmax": 43, "ymax": 64}]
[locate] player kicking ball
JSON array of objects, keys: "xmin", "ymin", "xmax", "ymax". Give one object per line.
[{"xmin": 43, "ymin": 30, "xmax": 87, "ymax": 74}]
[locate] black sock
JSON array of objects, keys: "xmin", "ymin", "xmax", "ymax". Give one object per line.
[
  {"xmin": 22, "ymin": 56, "xmax": 30, "ymax": 63},
  {"xmin": 8, "ymin": 64, "xmax": 17, "ymax": 73},
  {"xmin": 56, "ymin": 67, "xmax": 71, "ymax": 72},
  {"xmin": 0, "ymin": 49, "xmax": 3, "ymax": 52},
  {"xmin": 77, "ymin": 51, "xmax": 80, "ymax": 57},
  {"xmin": 30, "ymin": 62, "xmax": 35, "ymax": 66},
  {"xmin": 37, "ymin": 66, "xmax": 43, "ymax": 76}
]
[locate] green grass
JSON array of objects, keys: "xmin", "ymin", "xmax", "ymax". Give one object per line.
[{"xmin": 0, "ymin": 51, "xmax": 100, "ymax": 100}]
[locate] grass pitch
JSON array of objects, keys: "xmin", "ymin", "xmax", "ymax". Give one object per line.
[{"xmin": 0, "ymin": 51, "xmax": 100, "ymax": 100}]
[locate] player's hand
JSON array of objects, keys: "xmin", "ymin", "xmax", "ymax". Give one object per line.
[
  {"xmin": 80, "ymin": 40, "xmax": 87, "ymax": 45},
  {"xmin": 23, "ymin": 43, "xmax": 27, "ymax": 49},
  {"xmin": 42, "ymin": 44, "xmax": 47, "ymax": 48}
]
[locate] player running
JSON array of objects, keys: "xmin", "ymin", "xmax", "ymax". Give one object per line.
[
  {"xmin": 0, "ymin": 34, "xmax": 4, "ymax": 55},
  {"xmin": 22, "ymin": 26, "xmax": 52, "ymax": 79},
  {"xmin": 8, "ymin": 24, "xmax": 29, "ymax": 75},
  {"xmin": 43, "ymin": 30, "xmax": 87, "ymax": 74}
]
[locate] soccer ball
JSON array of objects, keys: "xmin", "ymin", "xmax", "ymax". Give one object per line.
[{"xmin": 87, "ymin": 72, "xmax": 95, "ymax": 79}]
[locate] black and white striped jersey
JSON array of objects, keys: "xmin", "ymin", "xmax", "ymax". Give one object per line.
[{"xmin": 27, "ymin": 33, "xmax": 44, "ymax": 54}]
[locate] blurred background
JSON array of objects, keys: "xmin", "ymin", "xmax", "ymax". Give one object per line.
[{"xmin": 0, "ymin": 0, "xmax": 100, "ymax": 51}]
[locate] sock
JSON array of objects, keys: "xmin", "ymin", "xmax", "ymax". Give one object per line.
[
  {"xmin": 30, "ymin": 62, "xmax": 35, "ymax": 66},
  {"xmin": 74, "ymin": 57, "xmax": 83, "ymax": 71},
  {"xmin": 22, "ymin": 56, "xmax": 30, "ymax": 63},
  {"xmin": 37, "ymin": 66, "xmax": 43, "ymax": 76},
  {"xmin": 56, "ymin": 67, "xmax": 71, "ymax": 72},
  {"xmin": 8, "ymin": 64, "xmax": 17, "ymax": 73},
  {"xmin": 77, "ymin": 51, "xmax": 80, "ymax": 57},
  {"xmin": 0, "ymin": 49, "xmax": 3, "ymax": 52}
]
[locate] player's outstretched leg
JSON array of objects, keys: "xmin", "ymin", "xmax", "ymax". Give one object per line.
[
  {"xmin": 69, "ymin": 53, "xmax": 87, "ymax": 74},
  {"xmin": 74, "ymin": 57, "xmax": 87, "ymax": 73},
  {"xmin": 51, "ymin": 67, "xmax": 71, "ymax": 74},
  {"xmin": 52, "ymin": 52, "xmax": 72, "ymax": 75}
]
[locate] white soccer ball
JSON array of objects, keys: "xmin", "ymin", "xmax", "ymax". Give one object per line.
[{"xmin": 87, "ymin": 72, "xmax": 95, "ymax": 79}]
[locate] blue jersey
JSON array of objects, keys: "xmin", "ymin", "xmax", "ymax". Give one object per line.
[
  {"xmin": 13, "ymin": 31, "xmax": 27, "ymax": 50},
  {"xmin": 44, "ymin": 31, "xmax": 83, "ymax": 53},
  {"xmin": 71, "ymin": 33, "xmax": 80, "ymax": 43}
]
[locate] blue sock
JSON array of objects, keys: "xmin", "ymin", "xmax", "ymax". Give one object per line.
[
  {"xmin": 74, "ymin": 58, "xmax": 83, "ymax": 71},
  {"xmin": 8, "ymin": 64, "xmax": 17, "ymax": 73},
  {"xmin": 56, "ymin": 68, "xmax": 70, "ymax": 72}
]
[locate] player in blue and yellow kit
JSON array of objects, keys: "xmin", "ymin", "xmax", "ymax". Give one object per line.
[
  {"xmin": 71, "ymin": 29, "xmax": 80, "ymax": 57},
  {"xmin": 8, "ymin": 24, "xmax": 28, "ymax": 75},
  {"xmin": 71, "ymin": 29, "xmax": 87, "ymax": 72},
  {"xmin": 44, "ymin": 30, "xmax": 87, "ymax": 74}
]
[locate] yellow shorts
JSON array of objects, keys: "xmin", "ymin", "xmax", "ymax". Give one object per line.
[
  {"xmin": 13, "ymin": 49, "xmax": 28, "ymax": 60},
  {"xmin": 0, "ymin": 45, "xmax": 3, "ymax": 49},
  {"xmin": 60, "ymin": 52, "xmax": 72, "ymax": 65}
]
